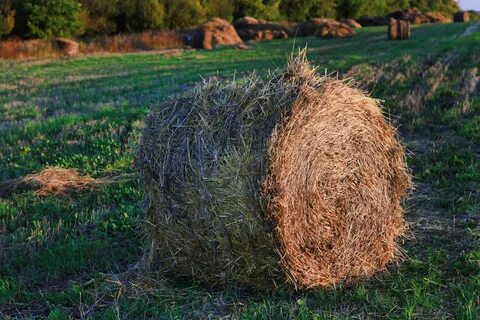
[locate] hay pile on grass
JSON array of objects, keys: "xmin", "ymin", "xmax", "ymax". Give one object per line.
[
  {"xmin": 137, "ymin": 52, "xmax": 411, "ymax": 289},
  {"xmin": 0, "ymin": 167, "xmax": 129, "ymax": 197}
]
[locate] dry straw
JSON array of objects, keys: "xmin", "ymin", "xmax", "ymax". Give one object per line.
[
  {"xmin": 136, "ymin": 51, "xmax": 412, "ymax": 290},
  {"xmin": 0, "ymin": 167, "xmax": 132, "ymax": 197}
]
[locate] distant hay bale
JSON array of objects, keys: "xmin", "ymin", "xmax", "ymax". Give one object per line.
[
  {"xmin": 341, "ymin": 19, "xmax": 362, "ymax": 29},
  {"xmin": 137, "ymin": 52, "xmax": 412, "ymax": 289},
  {"xmin": 298, "ymin": 19, "xmax": 353, "ymax": 38},
  {"xmin": 404, "ymin": 8, "xmax": 451, "ymax": 24},
  {"xmin": 233, "ymin": 17, "xmax": 290, "ymax": 41},
  {"xmin": 454, "ymin": 11, "xmax": 470, "ymax": 23},
  {"xmin": 388, "ymin": 18, "xmax": 411, "ymax": 40},
  {"xmin": 53, "ymin": 38, "xmax": 79, "ymax": 57},
  {"xmin": 191, "ymin": 18, "xmax": 243, "ymax": 50},
  {"xmin": 357, "ymin": 15, "xmax": 389, "ymax": 26}
]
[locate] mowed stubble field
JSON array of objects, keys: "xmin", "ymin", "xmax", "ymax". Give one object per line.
[{"xmin": 0, "ymin": 22, "xmax": 479, "ymax": 319}]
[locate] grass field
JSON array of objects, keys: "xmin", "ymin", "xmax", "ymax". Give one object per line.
[{"xmin": 1, "ymin": 22, "xmax": 479, "ymax": 319}]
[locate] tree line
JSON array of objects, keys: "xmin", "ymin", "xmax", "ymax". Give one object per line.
[{"xmin": 0, "ymin": 0, "xmax": 460, "ymax": 39}]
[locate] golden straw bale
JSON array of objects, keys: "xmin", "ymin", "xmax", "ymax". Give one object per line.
[{"xmin": 137, "ymin": 52, "xmax": 412, "ymax": 290}]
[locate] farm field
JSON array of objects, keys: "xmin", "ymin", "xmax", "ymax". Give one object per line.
[{"xmin": 1, "ymin": 22, "xmax": 480, "ymax": 319}]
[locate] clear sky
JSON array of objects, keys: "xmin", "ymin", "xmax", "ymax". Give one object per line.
[{"xmin": 459, "ymin": 0, "xmax": 480, "ymax": 10}]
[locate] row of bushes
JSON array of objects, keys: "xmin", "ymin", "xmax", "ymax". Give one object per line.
[{"xmin": 0, "ymin": 0, "xmax": 461, "ymax": 39}]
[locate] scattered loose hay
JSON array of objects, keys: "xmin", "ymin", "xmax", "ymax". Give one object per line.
[
  {"xmin": 0, "ymin": 167, "xmax": 130, "ymax": 197},
  {"xmin": 137, "ymin": 52, "xmax": 412, "ymax": 290}
]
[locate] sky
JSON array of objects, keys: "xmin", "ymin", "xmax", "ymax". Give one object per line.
[{"xmin": 458, "ymin": 0, "xmax": 480, "ymax": 10}]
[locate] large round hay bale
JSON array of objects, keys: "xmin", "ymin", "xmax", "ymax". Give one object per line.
[{"xmin": 137, "ymin": 53, "xmax": 412, "ymax": 290}]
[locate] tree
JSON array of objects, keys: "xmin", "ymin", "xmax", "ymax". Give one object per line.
[
  {"xmin": 163, "ymin": 0, "xmax": 206, "ymax": 29},
  {"xmin": 336, "ymin": 0, "xmax": 393, "ymax": 19},
  {"xmin": 0, "ymin": 0, "xmax": 15, "ymax": 37},
  {"xmin": 408, "ymin": 0, "xmax": 459, "ymax": 15},
  {"xmin": 204, "ymin": 0, "xmax": 235, "ymax": 20},
  {"xmin": 279, "ymin": 0, "xmax": 336, "ymax": 21},
  {"xmin": 25, "ymin": 0, "xmax": 81, "ymax": 38},
  {"xmin": 233, "ymin": 0, "xmax": 281, "ymax": 20},
  {"xmin": 79, "ymin": 0, "xmax": 119, "ymax": 35},
  {"xmin": 310, "ymin": 0, "xmax": 336, "ymax": 19},
  {"xmin": 116, "ymin": 0, "xmax": 165, "ymax": 32}
]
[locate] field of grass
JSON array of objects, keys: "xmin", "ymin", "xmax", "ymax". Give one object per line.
[{"xmin": 1, "ymin": 22, "xmax": 479, "ymax": 319}]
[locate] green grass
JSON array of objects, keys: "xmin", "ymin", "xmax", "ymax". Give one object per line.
[{"xmin": 1, "ymin": 22, "xmax": 479, "ymax": 319}]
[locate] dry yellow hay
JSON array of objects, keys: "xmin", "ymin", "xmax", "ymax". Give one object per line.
[
  {"xmin": 137, "ymin": 52, "xmax": 412, "ymax": 289},
  {"xmin": 0, "ymin": 167, "xmax": 130, "ymax": 197}
]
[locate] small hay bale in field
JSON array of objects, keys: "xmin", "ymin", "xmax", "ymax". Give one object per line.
[
  {"xmin": 137, "ymin": 52, "xmax": 412, "ymax": 290},
  {"xmin": 298, "ymin": 19, "xmax": 353, "ymax": 38},
  {"xmin": 388, "ymin": 18, "xmax": 411, "ymax": 40},
  {"xmin": 233, "ymin": 17, "xmax": 290, "ymax": 41},
  {"xmin": 191, "ymin": 18, "xmax": 243, "ymax": 50},
  {"xmin": 454, "ymin": 11, "xmax": 470, "ymax": 22},
  {"xmin": 53, "ymin": 38, "xmax": 79, "ymax": 56}
]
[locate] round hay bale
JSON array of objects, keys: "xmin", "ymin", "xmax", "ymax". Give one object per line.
[
  {"xmin": 297, "ymin": 19, "xmax": 354, "ymax": 38},
  {"xmin": 388, "ymin": 18, "xmax": 411, "ymax": 40},
  {"xmin": 191, "ymin": 18, "xmax": 243, "ymax": 50},
  {"xmin": 234, "ymin": 17, "xmax": 291, "ymax": 41},
  {"xmin": 137, "ymin": 53, "xmax": 412, "ymax": 289},
  {"xmin": 454, "ymin": 11, "xmax": 470, "ymax": 22},
  {"xmin": 357, "ymin": 15, "xmax": 389, "ymax": 26},
  {"xmin": 53, "ymin": 38, "xmax": 79, "ymax": 56},
  {"xmin": 341, "ymin": 19, "xmax": 362, "ymax": 29},
  {"xmin": 233, "ymin": 16, "xmax": 260, "ymax": 29}
]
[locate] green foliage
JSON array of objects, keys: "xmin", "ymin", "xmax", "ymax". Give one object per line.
[
  {"xmin": 335, "ymin": 0, "xmax": 458, "ymax": 19},
  {"xmin": 408, "ymin": 0, "xmax": 459, "ymax": 15},
  {"xmin": 163, "ymin": 0, "xmax": 206, "ymax": 29},
  {"xmin": 117, "ymin": 0, "xmax": 164, "ymax": 32},
  {"xmin": 280, "ymin": 0, "xmax": 336, "ymax": 21},
  {"xmin": 233, "ymin": 0, "xmax": 281, "ymax": 20},
  {"xmin": 0, "ymin": 0, "xmax": 15, "ymax": 37},
  {"xmin": 337, "ymin": 0, "xmax": 409, "ymax": 19},
  {"xmin": 25, "ymin": 0, "xmax": 81, "ymax": 38},
  {"xmin": 2, "ymin": 0, "xmax": 466, "ymax": 39},
  {"xmin": 79, "ymin": 0, "xmax": 119, "ymax": 35},
  {"xmin": 204, "ymin": 0, "xmax": 235, "ymax": 20}
]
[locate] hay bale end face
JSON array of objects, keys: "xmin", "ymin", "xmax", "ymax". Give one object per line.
[
  {"xmin": 137, "ymin": 53, "xmax": 411, "ymax": 289},
  {"xmin": 389, "ymin": 18, "xmax": 411, "ymax": 40},
  {"xmin": 454, "ymin": 11, "xmax": 470, "ymax": 23}
]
